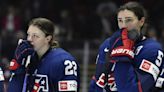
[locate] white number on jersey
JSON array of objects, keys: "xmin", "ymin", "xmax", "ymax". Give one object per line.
[
  {"xmin": 64, "ymin": 60, "xmax": 77, "ymax": 76},
  {"xmin": 155, "ymin": 50, "xmax": 164, "ymax": 67}
]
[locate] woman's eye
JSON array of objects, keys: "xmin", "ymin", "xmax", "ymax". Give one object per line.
[
  {"xmin": 118, "ymin": 19, "xmax": 123, "ymax": 23},
  {"xmin": 125, "ymin": 19, "xmax": 133, "ymax": 23},
  {"xmin": 33, "ymin": 34, "xmax": 39, "ymax": 38}
]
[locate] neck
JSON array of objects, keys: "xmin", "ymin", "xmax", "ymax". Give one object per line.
[{"xmin": 37, "ymin": 45, "xmax": 50, "ymax": 59}]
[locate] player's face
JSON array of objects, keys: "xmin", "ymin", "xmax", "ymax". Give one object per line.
[
  {"xmin": 117, "ymin": 9, "xmax": 145, "ymax": 32},
  {"xmin": 27, "ymin": 25, "xmax": 50, "ymax": 52}
]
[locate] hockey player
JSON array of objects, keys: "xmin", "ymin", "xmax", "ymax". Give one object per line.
[
  {"xmin": 89, "ymin": 37, "xmax": 112, "ymax": 92},
  {"xmin": 91, "ymin": 1, "xmax": 164, "ymax": 92},
  {"xmin": 8, "ymin": 18, "xmax": 80, "ymax": 92}
]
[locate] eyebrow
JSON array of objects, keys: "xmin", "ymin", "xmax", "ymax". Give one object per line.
[
  {"xmin": 27, "ymin": 32, "xmax": 40, "ymax": 36},
  {"xmin": 27, "ymin": 32, "xmax": 34, "ymax": 34},
  {"xmin": 118, "ymin": 17, "xmax": 133, "ymax": 19},
  {"xmin": 125, "ymin": 17, "xmax": 133, "ymax": 19}
]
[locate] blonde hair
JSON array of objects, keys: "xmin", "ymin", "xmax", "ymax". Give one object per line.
[{"xmin": 29, "ymin": 17, "xmax": 59, "ymax": 48}]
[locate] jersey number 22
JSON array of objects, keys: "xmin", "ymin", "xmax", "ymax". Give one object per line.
[{"xmin": 64, "ymin": 60, "xmax": 77, "ymax": 76}]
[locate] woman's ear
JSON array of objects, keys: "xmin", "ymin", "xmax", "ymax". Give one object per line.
[
  {"xmin": 140, "ymin": 17, "xmax": 145, "ymax": 27},
  {"xmin": 46, "ymin": 35, "xmax": 52, "ymax": 42}
]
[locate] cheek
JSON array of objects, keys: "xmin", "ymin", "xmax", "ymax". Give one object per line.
[
  {"xmin": 33, "ymin": 40, "xmax": 45, "ymax": 50},
  {"xmin": 32, "ymin": 41, "xmax": 40, "ymax": 50},
  {"xmin": 127, "ymin": 22, "xmax": 139, "ymax": 30},
  {"xmin": 118, "ymin": 23, "xmax": 123, "ymax": 29},
  {"xmin": 127, "ymin": 24, "xmax": 135, "ymax": 30}
]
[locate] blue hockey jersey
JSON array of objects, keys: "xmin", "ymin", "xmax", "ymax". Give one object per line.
[
  {"xmin": 8, "ymin": 48, "xmax": 80, "ymax": 92},
  {"xmin": 89, "ymin": 38, "xmax": 111, "ymax": 92},
  {"xmin": 94, "ymin": 30, "xmax": 164, "ymax": 92}
]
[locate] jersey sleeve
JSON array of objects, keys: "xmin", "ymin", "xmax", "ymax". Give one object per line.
[
  {"xmin": 94, "ymin": 31, "xmax": 122, "ymax": 92},
  {"xmin": 154, "ymin": 54, "xmax": 164, "ymax": 92},
  {"xmin": 49, "ymin": 53, "xmax": 80, "ymax": 92},
  {"xmin": 8, "ymin": 73, "xmax": 25, "ymax": 92},
  {"xmin": 113, "ymin": 40, "xmax": 164, "ymax": 92},
  {"xmin": 136, "ymin": 43, "xmax": 164, "ymax": 92},
  {"xmin": 89, "ymin": 76, "xmax": 103, "ymax": 92},
  {"xmin": 7, "ymin": 55, "xmax": 34, "ymax": 92},
  {"xmin": 91, "ymin": 38, "xmax": 110, "ymax": 92},
  {"xmin": 95, "ymin": 38, "xmax": 110, "ymax": 79},
  {"xmin": 96, "ymin": 38, "xmax": 111, "ymax": 64},
  {"xmin": 8, "ymin": 67, "xmax": 26, "ymax": 92}
]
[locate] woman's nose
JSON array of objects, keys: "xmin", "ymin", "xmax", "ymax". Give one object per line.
[
  {"xmin": 122, "ymin": 22, "xmax": 128, "ymax": 28},
  {"xmin": 120, "ymin": 24, "xmax": 127, "ymax": 29}
]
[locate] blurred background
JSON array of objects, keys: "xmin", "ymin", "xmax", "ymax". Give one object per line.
[{"xmin": 0, "ymin": 0, "xmax": 164, "ymax": 91}]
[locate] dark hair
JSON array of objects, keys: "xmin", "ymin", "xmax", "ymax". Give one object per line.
[
  {"xmin": 117, "ymin": 2, "xmax": 147, "ymax": 20},
  {"xmin": 117, "ymin": 2, "xmax": 148, "ymax": 35},
  {"xmin": 29, "ymin": 18, "xmax": 59, "ymax": 48}
]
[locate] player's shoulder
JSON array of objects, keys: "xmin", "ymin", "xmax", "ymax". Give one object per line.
[
  {"xmin": 109, "ymin": 30, "xmax": 122, "ymax": 44},
  {"xmin": 135, "ymin": 38, "xmax": 163, "ymax": 58},
  {"xmin": 97, "ymin": 30, "xmax": 121, "ymax": 63},
  {"xmin": 51, "ymin": 48, "xmax": 75, "ymax": 58},
  {"xmin": 141, "ymin": 38, "xmax": 162, "ymax": 50},
  {"xmin": 110, "ymin": 30, "xmax": 121, "ymax": 40},
  {"xmin": 100, "ymin": 37, "xmax": 111, "ymax": 49},
  {"xmin": 48, "ymin": 48, "xmax": 76, "ymax": 62},
  {"xmin": 103, "ymin": 37, "xmax": 111, "ymax": 43}
]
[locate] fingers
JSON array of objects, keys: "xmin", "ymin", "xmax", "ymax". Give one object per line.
[{"xmin": 121, "ymin": 28, "xmax": 134, "ymax": 49}]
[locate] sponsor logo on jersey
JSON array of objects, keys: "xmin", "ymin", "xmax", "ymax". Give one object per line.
[
  {"xmin": 60, "ymin": 81, "xmax": 67, "ymax": 90},
  {"xmin": 58, "ymin": 80, "xmax": 77, "ymax": 91},
  {"xmin": 139, "ymin": 59, "xmax": 160, "ymax": 80},
  {"xmin": 141, "ymin": 61, "xmax": 151, "ymax": 70}
]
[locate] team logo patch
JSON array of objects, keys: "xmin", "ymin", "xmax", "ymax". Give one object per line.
[{"xmin": 32, "ymin": 74, "xmax": 49, "ymax": 92}]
